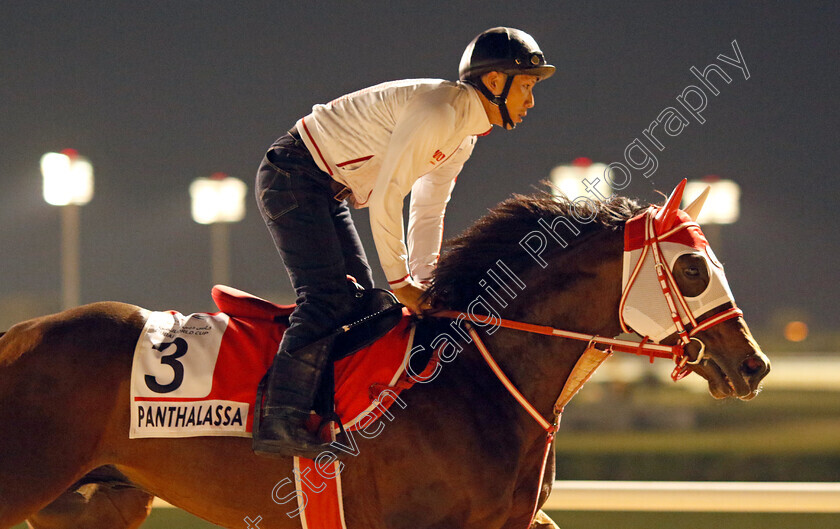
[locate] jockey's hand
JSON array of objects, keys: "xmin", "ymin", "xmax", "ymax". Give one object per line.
[{"xmin": 392, "ymin": 281, "xmax": 431, "ymax": 315}]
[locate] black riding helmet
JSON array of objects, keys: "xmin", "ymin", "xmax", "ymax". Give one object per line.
[{"xmin": 459, "ymin": 27, "xmax": 555, "ymax": 129}]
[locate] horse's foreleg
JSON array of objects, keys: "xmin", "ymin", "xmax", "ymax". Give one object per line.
[
  {"xmin": 26, "ymin": 467, "xmax": 153, "ymax": 529},
  {"xmin": 26, "ymin": 482, "xmax": 153, "ymax": 529}
]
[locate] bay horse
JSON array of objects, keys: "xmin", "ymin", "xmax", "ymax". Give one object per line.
[{"xmin": 0, "ymin": 182, "xmax": 769, "ymax": 529}]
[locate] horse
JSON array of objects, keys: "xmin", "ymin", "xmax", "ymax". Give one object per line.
[{"xmin": 0, "ymin": 182, "xmax": 769, "ymax": 529}]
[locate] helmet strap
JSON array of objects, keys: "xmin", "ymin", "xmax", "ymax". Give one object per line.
[{"xmin": 470, "ymin": 73, "xmax": 517, "ymax": 129}]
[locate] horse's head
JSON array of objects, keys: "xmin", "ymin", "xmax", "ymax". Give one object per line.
[{"xmin": 620, "ymin": 180, "xmax": 770, "ymax": 400}]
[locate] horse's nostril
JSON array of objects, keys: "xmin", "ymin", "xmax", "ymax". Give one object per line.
[{"xmin": 741, "ymin": 355, "xmax": 767, "ymax": 377}]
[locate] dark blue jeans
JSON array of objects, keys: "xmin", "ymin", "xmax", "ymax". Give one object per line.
[{"xmin": 255, "ymin": 132, "xmax": 374, "ymax": 353}]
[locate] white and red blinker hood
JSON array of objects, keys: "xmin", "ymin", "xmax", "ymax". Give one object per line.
[{"xmin": 620, "ymin": 180, "xmax": 737, "ymax": 343}]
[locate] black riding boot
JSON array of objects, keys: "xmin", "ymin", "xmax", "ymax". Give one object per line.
[{"xmin": 253, "ymin": 335, "xmax": 335, "ymax": 459}]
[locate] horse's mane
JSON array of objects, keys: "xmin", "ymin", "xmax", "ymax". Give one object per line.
[{"xmin": 425, "ymin": 191, "xmax": 646, "ymax": 310}]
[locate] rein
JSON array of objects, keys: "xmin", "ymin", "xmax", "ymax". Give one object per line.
[
  {"xmin": 422, "ymin": 201, "xmax": 746, "ymax": 528},
  {"xmin": 428, "ymin": 208, "xmax": 744, "ymax": 427},
  {"xmin": 431, "ymin": 309, "xmax": 679, "ymax": 361}
]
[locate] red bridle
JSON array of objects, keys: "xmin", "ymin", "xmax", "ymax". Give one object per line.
[
  {"xmin": 427, "ymin": 201, "xmax": 745, "ymax": 529},
  {"xmin": 619, "ymin": 207, "xmax": 743, "ymax": 379},
  {"xmin": 431, "ymin": 208, "xmax": 743, "ymax": 390}
]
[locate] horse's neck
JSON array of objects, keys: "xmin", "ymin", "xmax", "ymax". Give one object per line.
[
  {"xmin": 406, "ymin": 318, "xmax": 566, "ymax": 516},
  {"xmin": 466, "ymin": 230, "xmax": 624, "ymax": 429},
  {"xmin": 400, "ymin": 230, "xmax": 624, "ymax": 480},
  {"xmin": 412, "ymin": 318, "xmax": 540, "ymax": 442}
]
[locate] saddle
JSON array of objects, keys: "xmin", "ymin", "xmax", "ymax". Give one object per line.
[
  {"xmin": 315, "ymin": 284, "xmax": 405, "ymax": 435},
  {"xmin": 213, "ymin": 284, "xmax": 406, "ymax": 439},
  {"xmin": 210, "ymin": 283, "xmax": 404, "ymax": 358},
  {"xmin": 333, "ymin": 282, "xmax": 405, "ymax": 359}
]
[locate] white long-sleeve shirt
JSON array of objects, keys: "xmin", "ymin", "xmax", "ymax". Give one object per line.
[{"xmin": 294, "ymin": 79, "xmax": 492, "ymax": 288}]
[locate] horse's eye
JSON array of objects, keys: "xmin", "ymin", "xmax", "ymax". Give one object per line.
[{"xmin": 674, "ymin": 254, "xmax": 710, "ymax": 297}]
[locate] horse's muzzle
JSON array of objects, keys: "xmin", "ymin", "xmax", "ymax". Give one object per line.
[{"xmin": 738, "ymin": 352, "xmax": 770, "ymax": 400}]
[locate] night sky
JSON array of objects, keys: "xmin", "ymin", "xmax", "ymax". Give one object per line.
[{"xmin": 1, "ymin": 2, "xmax": 837, "ymax": 339}]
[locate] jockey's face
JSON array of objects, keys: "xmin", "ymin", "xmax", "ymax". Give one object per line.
[
  {"xmin": 503, "ymin": 74, "xmax": 538, "ymax": 128},
  {"xmin": 482, "ymin": 72, "xmax": 539, "ymax": 129}
]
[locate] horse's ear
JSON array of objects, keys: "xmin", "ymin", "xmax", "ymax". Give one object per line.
[
  {"xmin": 655, "ymin": 179, "xmax": 687, "ymax": 231},
  {"xmin": 683, "ymin": 185, "xmax": 711, "ymax": 222}
]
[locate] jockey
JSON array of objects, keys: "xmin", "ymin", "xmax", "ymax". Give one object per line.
[{"xmin": 253, "ymin": 27, "xmax": 555, "ymax": 458}]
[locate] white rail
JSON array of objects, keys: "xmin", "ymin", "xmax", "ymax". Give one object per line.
[
  {"xmin": 544, "ymin": 480, "xmax": 840, "ymax": 513},
  {"xmin": 594, "ymin": 354, "xmax": 840, "ymax": 391},
  {"xmin": 152, "ymin": 480, "xmax": 840, "ymax": 513}
]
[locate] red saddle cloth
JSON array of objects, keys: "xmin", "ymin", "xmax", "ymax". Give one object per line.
[
  {"xmin": 130, "ymin": 285, "xmax": 419, "ymax": 440},
  {"xmin": 130, "ymin": 286, "xmax": 427, "ymax": 529},
  {"xmin": 213, "ymin": 286, "xmax": 422, "ymax": 529},
  {"xmin": 209, "ymin": 285, "xmax": 418, "ymax": 431}
]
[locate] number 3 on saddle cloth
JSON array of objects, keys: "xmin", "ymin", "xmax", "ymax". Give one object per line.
[{"xmin": 129, "ymin": 284, "xmax": 419, "ymax": 443}]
